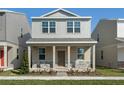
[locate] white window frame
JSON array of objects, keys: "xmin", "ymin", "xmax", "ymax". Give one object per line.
[
  {"xmin": 49, "ymin": 21, "xmax": 56, "ymax": 33},
  {"xmin": 42, "ymin": 21, "xmax": 56, "ymax": 33},
  {"xmin": 67, "ymin": 21, "xmax": 80, "ymax": 33},
  {"xmin": 42, "ymin": 21, "xmax": 49, "ymax": 33},
  {"xmin": 74, "ymin": 21, "xmax": 80, "ymax": 33},
  {"xmin": 67, "ymin": 21, "xmax": 74, "ymax": 33},
  {"xmin": 77, "ymin": 48, "xmax": 84, "ymax": 59},
  {"xmin": 39, "ymin": 48, "xmax": 45, "ymax": 61}
]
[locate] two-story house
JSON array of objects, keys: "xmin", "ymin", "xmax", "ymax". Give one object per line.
[
  {"xmin": 27, "ymin": 9, "xmax": 97, "ymax": 72},
  {"xmin": 92, "ymin": 19, "xmax": 124, "ymax": 68},
  {"xmin": 0, "ymin": 10, "xmax": 30, "ymax": 70}
]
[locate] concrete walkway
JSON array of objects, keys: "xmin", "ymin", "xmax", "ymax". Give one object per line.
[{"xmin": 0, "ymin": 76, "xmax": 124, "ymax": 80}]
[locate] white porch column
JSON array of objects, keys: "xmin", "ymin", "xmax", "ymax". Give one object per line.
[
  {"xmin": 67, "ymin": 46, "xmax": 71, "ymax": 68},
  {"xmin": 92, "ymin": 45, "xmax": 96, "ymax": 71},
  {"xmin": 53, "ymin": 46, "xmax": 56, "ymax": 68},
  {"xmin": 4, "ymin": 45, "xmax": 7, "ymax": 68},
  {"xmin": 28, "ymin": 46, "xmax": 31, "ymax": 69}
]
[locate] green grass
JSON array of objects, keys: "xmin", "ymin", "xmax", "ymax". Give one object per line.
[
  {"xmin": 0, "ymin": 70, "xmax": 18, "ymax": 76},
  {"xmin": 96, "ymin": 67, "xmax": 124, "ymax": 76},
  {"xmin": 0, "ymin": 80, "xmax": 124, "ymax": 85}
]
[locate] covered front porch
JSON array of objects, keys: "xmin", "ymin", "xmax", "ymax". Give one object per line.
[
  {"xmin": 27, "ymin": 38, "xmax": 97, "ymax": 72},
  {"xmin": 0, "ymin": 42, "xmax": 14, "ymax": 70}
]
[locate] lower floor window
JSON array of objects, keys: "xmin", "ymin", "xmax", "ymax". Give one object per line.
[
  {"xmin": 77, "ymin": 48, "xmax": 84, "ymax": 59},
  {"xmin": 101, "ymin": 50, "xmax": 103, "ymax": 60},
  {"xmin": 17, "ymin": 49, "xmax": 19, "ymax": 59},
  {"xmin": 39, "ymin": 48, "xmax": 45, "ymax": 60}
]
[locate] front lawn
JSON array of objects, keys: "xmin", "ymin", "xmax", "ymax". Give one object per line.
[
  {"xmin": 0, "ymin": 70, "xmax": 18, "ymax": 76},
  {"xmin": 0, "ymin": 80, "xmax": 124, "ymax": 85},
  {"xmin": 96, "ymin": 67, "xmax": 124, "ymax": 76}
]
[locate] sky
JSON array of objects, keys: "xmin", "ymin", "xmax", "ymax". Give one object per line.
[{"xmin": 2, "ymin": 8, "xmax": 124, "ymax": 31}]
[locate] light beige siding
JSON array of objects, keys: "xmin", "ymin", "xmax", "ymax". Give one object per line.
[
  {"xmin": 92, "ymin": 19, "xmax": 118, "ymax": 68},
  {"xmin": 32, "ymin": 19, "xmax": 91, "ymax": 38}
]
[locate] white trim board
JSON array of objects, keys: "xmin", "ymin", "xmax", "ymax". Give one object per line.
[
  {"xmin": 40, "ymin": 8, "xmax": 81, "ymax": 17},
  {"xmin": 26, "ymin": 41, "xmax": 97, "ymax": 44}
]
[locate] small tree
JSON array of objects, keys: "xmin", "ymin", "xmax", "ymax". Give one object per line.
[{"xmin": 20, "ymin": 50, "xmax": 29, "ymax": 74}]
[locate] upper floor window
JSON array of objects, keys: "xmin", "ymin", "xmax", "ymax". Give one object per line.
[
  {"xmin": 42, "ymin": 21, "xmax": 48, "ymax": 33},
  {"xmin": 74, "ymin": 21, "xmax": 80, "ymax": 33},
  {"xmin": 67, "ymin": 21, "xmax": 73, "ymax": 33},
  {"xmin": 20, "ymin": 28, "xmax": 23, "ymax": 38},
  {"xmin": 50, "ymin": 21, "xmax": 56, "ymax": 33},
  {"xmin": 42, "ymin": 21, "xmax": 56, "ymax": 33},
  {"xmin": 77, "ymin": 48, "xmax": 84, "ymax": 59},
  {"xmin": 67, "ymin": 21, "xmax": 80, "ymax": 33},
  {"xmin": 97, "ymin": 34, "xmax": 99, "ymax": 42}
]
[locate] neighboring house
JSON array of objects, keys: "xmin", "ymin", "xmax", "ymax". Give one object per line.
[
  {"xmin": 26, "ymin": 9, "xmax": 97, "ymax": 72},
  {"xmin": 92, "ymin": 19, "xmax": 124, "ymax": 68},
  {"xmin": 0, "ymin": 10, "xmax": 30, "ymax": 70}
]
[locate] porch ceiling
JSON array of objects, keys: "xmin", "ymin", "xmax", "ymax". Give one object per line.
[{"xmin": 26, "ymin": 38, "xmax": 97, "ymax": 46}]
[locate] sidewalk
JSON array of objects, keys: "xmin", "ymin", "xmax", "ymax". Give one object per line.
[{"xmin": 0, "ymin": 76, "xmax": 124, "ymax": 80}]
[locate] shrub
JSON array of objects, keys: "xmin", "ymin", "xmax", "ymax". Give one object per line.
[{"xmin": 20, "ymin": 50, "xmax": 29, "ymax": 74}]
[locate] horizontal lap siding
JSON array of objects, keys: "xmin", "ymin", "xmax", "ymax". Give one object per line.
[{"xmin": 0, "ymin": 13, "xmax": 6, "ymax": 40}]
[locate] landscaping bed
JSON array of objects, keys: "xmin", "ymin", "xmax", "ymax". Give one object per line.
[{"xmin": 0, "ymin": 67, "xmax": 124, "ymax": 76}]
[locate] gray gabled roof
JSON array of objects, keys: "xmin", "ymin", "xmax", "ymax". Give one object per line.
[
  {"xmin": 41, "ymin": 8, "xmax": 81, "ymax": 17},
  {"xmin": 0, "ymin": 10, "xmax": 25, "ymax": 15},
  {"xmin": 31, "ymin": 8, "xmax": 92, "ymax": 19}
]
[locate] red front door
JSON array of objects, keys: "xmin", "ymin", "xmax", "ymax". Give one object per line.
[{"xmin": 0, "ymin": 49, "xmax": 4, "ymax": 67}]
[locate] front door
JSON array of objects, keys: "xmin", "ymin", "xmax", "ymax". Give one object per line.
[{"xmin": 58, "ymin": 51, "xmax": 65, "ymax": 66}]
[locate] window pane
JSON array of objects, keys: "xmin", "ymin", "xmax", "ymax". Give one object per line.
[
  {"xmin": 67, "ymin": 28, "xmax": 73, "ymax": 33},
  {"xmin": 75, "ymin": 22, "xmax": 80, "ymax": 33},
  {"xmin": 39, "ymin": 48, "xmax": 45, "ymax": 60},
  {"xmin": 39, "ymin": 55, "xmax": 45, "ymax": 60},
  {"xmin": 50, "ymin": 21, "xmax": 56, "ymax": 33},
  {"xmin": 77, "ymin": 48, "xmax": 84, "ymax": 59},
  {"xmin": 78, "ymin": 48, "xmax": 84, "ymax": 54},
  {"xmin": 75, "ymin": 28, "xmax": 80, "ymax": 33},
  {"xmin": 42, "ymin": 28, "xmax": 48, "ymax": 33},
  {"xmin": 67, "ymin": 21, "xmax": 73, "ymax": 33},
  {"xmin": 97, "ymin": 34, "xmax": 99, "ymax": 41},
  {"xmin": 39, "ymin": 48, "xmax": 45, "ymax": 54},
  {"xmin": 50, "ymin": 28, "xmax": 55, "ymax": 33},
  {"xmin": 67, "ymin": 21, "xmax": 73, "ymax": 28},
  {"xmin": 42, "ymin": 22, "xmax": 48, "ymax": 33},
  {"xmin": 101, "ymin": 50, "xmax": 103, "ymax": 60},
  {"xmin": 78, "ymin": 54, "xmax": 84, "ymax": 59},
  {"xmin": 75, "ymin": 22, "xmax": 80, "ymax": 28},
  {"xmin": 42, "ymin": 22, "xmax": 48, "ymax": 27},
  {"xmin": 50, "ymin": 21, "xmax": 55, "ymax": 27}
]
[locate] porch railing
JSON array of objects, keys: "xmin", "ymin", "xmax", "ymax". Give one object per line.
[
  {"xmin": 31, "ymin": 60, "xmax": 91, "ymax": 70},
  {"xmin": 75, "ymin": 60, "xmax": 91, "ymax": 68},
  {"xmin": 32, "ymin": 60, "xmax": 53, "ymax": 68}
]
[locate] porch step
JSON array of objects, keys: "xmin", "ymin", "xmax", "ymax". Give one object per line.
[
  {"xmin": 56, "ymin": 71, "xmax": 67, "ymax": 76},
  {"xmin": 54, "ymin": 67, "xmax": 68, "ymax": 72}
]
